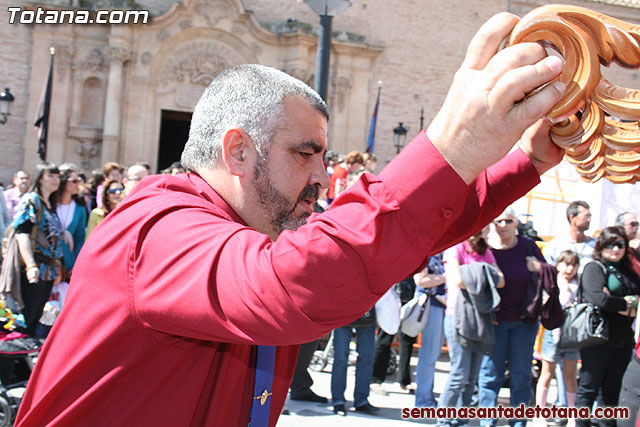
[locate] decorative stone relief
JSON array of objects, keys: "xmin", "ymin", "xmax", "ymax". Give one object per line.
[
  {"xmin": 76, "ymin": 141, "xmax": 101, "ymax": 171},
  {"xmin": 179, "ymin": 19, "xmax": 192, "ymax": 29},
  {"xmin": 159, "ymin": 41, "xmax": 244, "ymax": 88},
  {"xmin": 231, "ymin": 25, "xmax": 245, "ymax": 35},
  {"xmin": 79, "ymin": 48, "xmax": 108, "ymax": 73},
  {"xmin": 105, "ymin": 46, "xmax": 133, "ymax": 64},
  {"xmin": 69, "ymin": 126, "xmax": 102, "ymax": 170},
  {"xmin": 195, "ymin": 0, "xmax": 230, "ymax": 27},
  {"xmin": 157, "ymin": 30, "xmax": 170, "ymax": 42},
  {"xmin": 177, "ymin": 52, "xmax": 229, "ymax": 86}
]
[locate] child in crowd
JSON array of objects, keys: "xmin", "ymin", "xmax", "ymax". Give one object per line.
[{"xmin": 535, "ymin": 250, "xmax": 580, "ymax": 427}]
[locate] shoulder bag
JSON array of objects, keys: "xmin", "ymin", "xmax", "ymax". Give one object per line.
[
  {"xmin": 374, "ymin": 286, "xmax": 402, "ymax": 335},
  {"xmin": 557, "ymin": 262, "xmax": 609, "ymax": 351},
  {"xmin": 400, "ymin": 293, "xmax": 430, "ymax": 337}
]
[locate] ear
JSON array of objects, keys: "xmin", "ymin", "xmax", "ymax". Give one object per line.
[{"xmin": 220, "ymin": 128, "xmax": 252, "ymax": 177}]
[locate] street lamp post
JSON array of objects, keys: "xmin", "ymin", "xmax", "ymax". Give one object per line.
[
  {"xmin": 0, "ymin": 88, "xmax": 15, "ymax": 125},
  {"xmin": 393, "ymin": 122, "xmax": 408, "ymax": 154},
  {"xmin": 302, "ymin": 0, "xmax": 353, "ymax": 101}
]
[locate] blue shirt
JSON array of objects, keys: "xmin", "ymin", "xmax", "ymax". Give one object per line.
[{"xmin": 417, "ymin": 253, "xmax": 446, "ymax": 308}]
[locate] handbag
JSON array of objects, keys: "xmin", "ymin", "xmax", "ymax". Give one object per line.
[
  {"xmin": 557, "ymin": 261, "xmax": 609, "ymax": 351},
  {"xmin": 399, "ymin": 293, "xmax": 430, "ymax": 337},
  {"xmin": 374, "ymin": 286, "xmax": 401, "ymax": 335},
  {"xmin": 557, "ymin": 301, "xmax": 608, "ymax": 350}
]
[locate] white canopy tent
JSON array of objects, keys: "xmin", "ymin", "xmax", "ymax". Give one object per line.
[{"xmin": 511, "ymin": 160, "xmax": 640, "ymax": 240}]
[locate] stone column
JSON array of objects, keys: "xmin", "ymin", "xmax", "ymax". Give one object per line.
[{"xmin": 101, "ymin": 46, "xmax": 131, "ymax": 165}]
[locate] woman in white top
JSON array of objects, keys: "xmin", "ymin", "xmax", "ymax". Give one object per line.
[{"xmin": 56, "ymin": 164, "xmax": 88, "ymax": 279}]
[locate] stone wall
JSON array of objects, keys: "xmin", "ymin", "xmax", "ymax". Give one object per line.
[{"xmin": 0, "ymin": 0, "xmax": 33, "ymax": 186}]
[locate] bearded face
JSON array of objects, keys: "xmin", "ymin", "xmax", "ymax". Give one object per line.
[{"xmin": 252, "ymin": 156, "xmax": 319, "ymax": 236}]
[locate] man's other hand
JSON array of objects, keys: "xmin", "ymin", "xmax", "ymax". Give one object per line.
[{"xmin": 427, "ymin": 12, "xmax": 565, "ymax": 184}]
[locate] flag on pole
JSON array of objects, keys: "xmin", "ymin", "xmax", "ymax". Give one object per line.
[
  {"xmin": 35, "ymin": 47, "xmax": 55, "ymax": 162},
  {"xmin": 365, "ymin": 84, "xmax": 381, "ymax": 154}
]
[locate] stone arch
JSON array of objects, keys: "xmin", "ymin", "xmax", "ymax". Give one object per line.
[{"xmin": 80, "ymin": 77, "xmax": 104, "ymax": 127}]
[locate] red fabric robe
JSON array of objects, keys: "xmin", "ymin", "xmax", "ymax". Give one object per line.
[{"xmin": 16, "ymin": 132, "xmax": 539, "ymax": 426}]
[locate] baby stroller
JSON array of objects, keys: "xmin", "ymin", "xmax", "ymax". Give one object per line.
[
  {"xmin": 0, "ymin": 310, "xmax": 44, "ymax": 426},
  {"xmin": 309, "ymin": 331, "xmax": 398, "ymax": 375}
]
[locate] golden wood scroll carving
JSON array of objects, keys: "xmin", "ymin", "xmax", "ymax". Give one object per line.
[{"xmin": 508, "ymin": 5, "xmax": 640, "ymax": 183}]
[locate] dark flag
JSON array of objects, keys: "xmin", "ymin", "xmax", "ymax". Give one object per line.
[
  {"xmin": 34, "ymin": 47, "xmax": 55, "ymax": 162},
  {"xmin": 365, "ymin": 84, "xmax": 381, "ymax": 154}
]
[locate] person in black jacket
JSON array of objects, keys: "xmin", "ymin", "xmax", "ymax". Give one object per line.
[
  {"xmin": 576, "ymin": 226, "xmax": 640, "ymax": 427},
  {"xmin": 370, "ymin": 277, "xmax": 417, "ymax": 395}
]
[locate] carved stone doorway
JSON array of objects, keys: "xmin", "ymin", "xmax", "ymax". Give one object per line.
[{"xmin": 158, "ymin": 110, "xmax": 193, "ymax": 172}]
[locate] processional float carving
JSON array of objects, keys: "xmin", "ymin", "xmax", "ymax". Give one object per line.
[{"xmin": 509, "ymin": 5, "xmax": 640, "ymax": 183}]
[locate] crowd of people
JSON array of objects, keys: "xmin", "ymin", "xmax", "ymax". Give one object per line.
[
  {"xmin": 1, "ymin": 150, "xmax": 639, "ymax": 426},
  {"xmin": 0, "ymin": 160, "xmax": 189, "ymax": 340},
  {"xmin": 284, "ymin": 150, "xmax": 640, "ymax": 427}
]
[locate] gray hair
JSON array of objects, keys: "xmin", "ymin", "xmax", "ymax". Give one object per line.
[
  {"xmin": 615, "ymin": 211, "xmax": 634, "ymax": 227},
  {"xmin": 181, "ymin": 64, "xmax": 329, "ymax": 172},
  {"xmin": 501, "ymin": 206, "xmax": 518, "ymax": 220}
]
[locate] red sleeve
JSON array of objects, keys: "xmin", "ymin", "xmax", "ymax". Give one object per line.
[
  {"xmin": 429, "ymin": 142, "xmax": 541, "ymax": 254},
  {"xmin": 132, "ymin": 131, "xmax": 540, "ymax": 346}
]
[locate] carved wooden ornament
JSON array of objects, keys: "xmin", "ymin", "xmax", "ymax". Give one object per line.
[{"xmin": 508, "ymin": 5, "xmax": 640, "ymax": 184}]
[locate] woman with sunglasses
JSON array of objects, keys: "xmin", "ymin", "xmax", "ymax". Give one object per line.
[
  {"xmin": 478, "ymin": 207, "xmax": 550, "ymax": 427},
  {"xmin": 55, "ymin": 164, "xmax": 88, "ymax": 280},
  {"xmin": 576, "ymin": 226, "xmax": 640, "ymax": 427},
  {"xmin": 11, "ymin": 163, "xmax": 63, "ymax": 336},
  {"xmin": 86, "ymin": 179, "xmax": 124, "ymax": 237}
]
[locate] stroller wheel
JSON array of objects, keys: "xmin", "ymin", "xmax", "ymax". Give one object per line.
[
  {"xmin": 0, "ymin": 394, "xmax": 13, "ymax": 427},
  {"xmin": 309, "ymin": 350, "xmax": 328, "ymax": 372},
  {"xmin": 386, "ymin": 348, "xmax": 398, "ymax": 376}
]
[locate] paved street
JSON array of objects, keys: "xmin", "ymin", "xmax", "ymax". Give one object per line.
[{"xmin": 277, "ymin": 350, "xmax": 540, "ymax": 426}]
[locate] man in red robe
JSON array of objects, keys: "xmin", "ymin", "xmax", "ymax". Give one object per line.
[{"xmin": 16, "ymin": 13, "xmax": 568, "ymax": 426}]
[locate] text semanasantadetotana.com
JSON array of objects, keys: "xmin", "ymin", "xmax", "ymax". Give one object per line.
[
  {"xmin": 8, "ymin": 7, "xmax": 149, "ymax": 24},
  {"xmin": 402, "ymin": 405, "xmax": 630, "ymax": 420}
]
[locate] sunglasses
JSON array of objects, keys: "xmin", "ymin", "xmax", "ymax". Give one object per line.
[
  {"xmin": 493, "ymin": 219, "xmax": 514, "ymax": 225},
  {"xmin": 604, "ymin": 241, "xmax": 626, "ymax": 250},
  {"xmin": 630, "ymin": 221, "xmax": 639, "ymax": 227},
  {"xmin": 67, "ymin": 178, "xmax": 81, "ymax": 183},
  {"xmin": 106, "ymin": 188, "xmax": 124, "ymax": 195}
]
